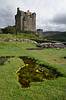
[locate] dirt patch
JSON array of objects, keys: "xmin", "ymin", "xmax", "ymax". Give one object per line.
[
  {"xmin": 18, "ymin": 56, "xmax": 63, "ymax": 88},
  {"xmin": 26, "ymin": 47, "xmax": 43, "ymax": 50}
]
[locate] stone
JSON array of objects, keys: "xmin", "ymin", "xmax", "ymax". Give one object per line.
[{"xmin": 36, "ymin": 42, "xmax": 66, "ymax": 48}]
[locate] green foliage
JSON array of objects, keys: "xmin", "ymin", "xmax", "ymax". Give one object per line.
[{"xmin": 2, "ymin": 26, "xmax": 16, "ymax": 34}]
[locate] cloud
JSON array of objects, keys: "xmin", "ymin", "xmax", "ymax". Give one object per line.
[
  {"xmin": 43, "ymin": 23, "xmax": 66, "ymax": 31},
  {"xmin": 51, "ymin": 13, "xmax": 66, "ymax": 25},
  {"xmin": 0, "ymin": 7, "xmax": 14, "ymax": 27}
]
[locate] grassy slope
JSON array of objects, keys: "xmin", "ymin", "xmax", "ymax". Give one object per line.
[
  {"xmin": 0, "ymin": 41, "xmax": 66, "ymax": 100},
  {"xmin": 0, "ymin": 33, "xmax": 39, "ymax": 40}
]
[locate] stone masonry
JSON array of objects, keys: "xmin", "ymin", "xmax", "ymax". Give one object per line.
[{"xmin": 15, "ymin": 8, "xmax": 36, "ymax": 32}]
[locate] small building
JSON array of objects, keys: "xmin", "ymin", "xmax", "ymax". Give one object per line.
[
  {"xmin": 37, "ymin": 29, "xmax": 43, "ymax": 33},
  {"xmin": 15, "ymin": 8, "xmax": 36, "ymax": 33},
  {"xmin": 37, "ymin": 29, "xmax": 43, "ymax": 36}
]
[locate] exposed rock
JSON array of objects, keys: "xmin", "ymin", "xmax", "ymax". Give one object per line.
[{"xmin": 36, "ymin": 42, "xmax": 66, "ymax": 48}]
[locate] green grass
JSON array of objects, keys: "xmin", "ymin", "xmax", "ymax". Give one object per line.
[
  {"xmin": 0, "ymin": 40, "xmax": 66, "ymax": 100},
  {"xmin": 0, "ymin": 33, "xmax": 39, "ymax": 40}
]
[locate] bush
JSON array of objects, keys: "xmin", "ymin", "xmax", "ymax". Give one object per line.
[{"xmin": 2, "ymin": 26, "xmax": 16, "ymax": 34}]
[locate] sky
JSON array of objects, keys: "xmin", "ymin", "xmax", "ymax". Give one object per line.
[{"xmin": 0, "ymin": 0, "xmax": 66, "ymax": 31}]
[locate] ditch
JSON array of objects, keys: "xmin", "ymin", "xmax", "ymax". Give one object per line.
[
  {"xmin": 18, "ymin": 56, "xmax": 63, "ymax": 88},
  {"xmin": 0, "ymin": 56, "xmax": 63, "ymax": 88}
]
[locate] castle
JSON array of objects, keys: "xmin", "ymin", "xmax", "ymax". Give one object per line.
[{"xmin": 15, "ymin": 8, "xmax": 36, "ymax": 32}]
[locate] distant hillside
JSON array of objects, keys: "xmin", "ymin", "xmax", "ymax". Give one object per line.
[{"xmin": 43, "ymin": 31, "xmax": 66, "ymax": 42}]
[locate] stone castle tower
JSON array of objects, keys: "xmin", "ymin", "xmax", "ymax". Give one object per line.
[{"xmin": 15, "ymin": 8, "xmax": 36, "ymax": 32}]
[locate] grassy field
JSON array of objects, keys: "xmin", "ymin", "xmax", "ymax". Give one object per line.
[{"xmin": 0, "ymin": 40, "xmax": 66, "ymax": 100}]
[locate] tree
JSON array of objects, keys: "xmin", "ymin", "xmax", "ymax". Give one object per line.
[{"xmin": 2, "ymin": 26, "xmax": 16, "ymax": 34}]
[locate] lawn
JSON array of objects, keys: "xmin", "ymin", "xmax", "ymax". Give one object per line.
[{"xmin": 0, "ymin": 41, "xmax": 66, "ymax": 100}]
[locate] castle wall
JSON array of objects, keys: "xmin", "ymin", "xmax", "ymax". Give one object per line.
[
  {"xmin": 15, "ymin": 15, "xmax": 21, "ymax": 31},
  {"xmin": 32, "ymin": 13, "xmax": 36, "ymax": 31}
]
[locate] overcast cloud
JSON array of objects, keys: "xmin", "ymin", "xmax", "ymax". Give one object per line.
[
  {"xmin": 51, "ymin": 13, "xmax": 66, "ymax": 25},
  {"xmin": 0, "ymin": 0, "xmax": 66, "ymax": 31}
]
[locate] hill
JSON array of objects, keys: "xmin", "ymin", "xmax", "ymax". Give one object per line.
[{"xmin": 43, "ymin": 31, "xmax": 66, "ymax": 42}]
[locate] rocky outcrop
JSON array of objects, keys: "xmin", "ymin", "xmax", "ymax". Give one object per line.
[
  {"xmin": 36, "ymin": 42, "xmax": 66, "ymax": 48},
  {"xmin": 0, "ymin": 38, "xmax": 37, "ymax": 44}
]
